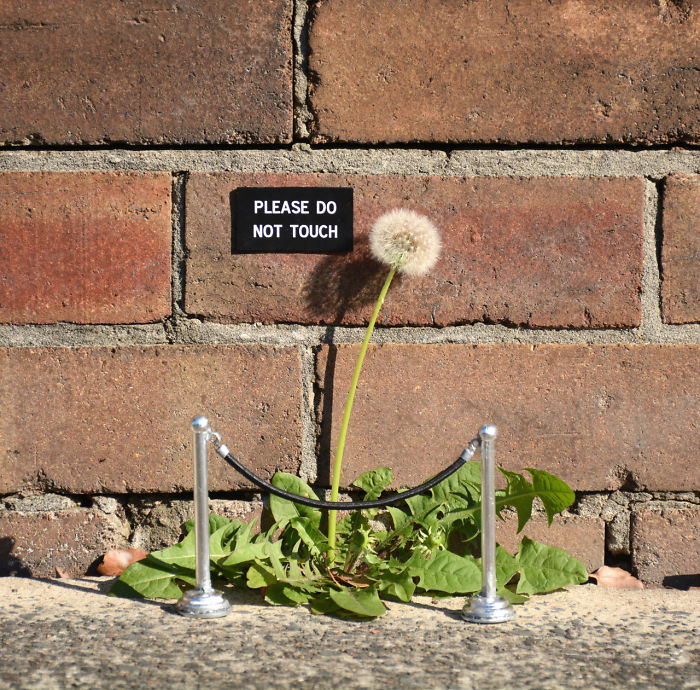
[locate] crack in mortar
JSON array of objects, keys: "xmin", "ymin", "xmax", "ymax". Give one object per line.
[
  {"xmin": 299, "ymin": 345, "xmax": 318, "ymax": 483},
  {"xmin": 292, "ymin": 0, "xmax": 312, "ymax": 141}
]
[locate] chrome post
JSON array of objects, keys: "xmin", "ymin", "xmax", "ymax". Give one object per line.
[
  {"xmin": 462, "ymin": 424, "xmax": 515, "ymax": 624},
  {"xmin": 176, "ymin": 416, "xmax": 231, "ymax": 619}
]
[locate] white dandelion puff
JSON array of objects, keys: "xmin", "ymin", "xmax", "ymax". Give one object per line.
[{"xmin": 369, "ymin": 209, "xmax": 441, "ymax": 276}]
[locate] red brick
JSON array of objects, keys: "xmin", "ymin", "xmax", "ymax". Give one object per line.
[
  {"xmin": 0, "ymin": 510, "xmax": 126, "ymax": 578},
  {"xmin": 661, "ymin": 175, "xmax": 700, "ymax": 324},
  {"xmin": 497, "ymin": 514, "xmax": 604, "ymax": 574},
  {"xmin": 0, "ymin": 345, "xmax": 302, "ymax": 493},
  {"xmin": 631, "ymin": 508, "xmax": 700, "ymax": 587},
  {"xmin": 309, "ymin": 0, "xmax": 700, "ymax": 145},
  {"xmin": 0, "ymin": 172, "xmax": 171, "ymax": 324},
  {"xmin": 0, "ymin": 1, "xmax": 292, "ymax": 145},
  {"xmin": 186, "ymin": 173, "xmax": 643, "ymax": 328},
  {"xmin": 316, "ymin": 344, "xmax": 700, "ymax": 492}
]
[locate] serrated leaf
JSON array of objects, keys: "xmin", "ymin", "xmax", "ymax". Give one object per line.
[
  {"xmin": 498, "ymin": 468, "xmax": 535, "ymax": 533},
  {"xmin": 515, "ymin": 537, "xmax": 588, "ymax": 595},
  {"xmin": 376, "ymin": 569, "xmax": 415, "ymax": 602},
  {"xmin": 407, "ymin": 550, "xmax": 482, "ymax": 594},
  {"xmin": 524, "ymin": 469, "xmax": 575, "ymax": 525},
  {"xmin": 246, "ymin": 561, "xmax": 276, "ymax": 589},
  {"xmin": 431, "ymin": 460, "xmax": 481, "ymax": 505},
  {"xmin": 288, "ymin": 516, "xmax": 328, "ymax": 557},
  {"xmin": 328, "ymin": 587, "xmax": 387, "ymax": 618},
  {"xmin": 352, "ymin": 467, "xmax": 393, "ymax": 501},
  {"xmin": 219, "ymin": 542, "xmax": 265, "ymax": 569},
  {"xmin": 149, "ymin": 529, "xmax": 196, "ymax": 570},
  {"xmin": 269, "ymin": 472, "xmax": 322, "ymax": 527}
]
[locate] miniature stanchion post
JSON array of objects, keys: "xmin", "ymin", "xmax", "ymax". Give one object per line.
[
  {"xmin": 175, "ymin": 416, "xmax": 231, "ymax": 619},
  {"xmin": 462, "ymin": 424, "xmax": 515, "ymax": 624}
]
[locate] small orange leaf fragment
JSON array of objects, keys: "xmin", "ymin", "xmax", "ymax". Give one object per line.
[
  {"xmin": 589, "ymin": 566, "xmax": 644, "ymax": 589},
  {"xmin": 97, "ymin": 548, "xmax": 148, "ymax": 576}
]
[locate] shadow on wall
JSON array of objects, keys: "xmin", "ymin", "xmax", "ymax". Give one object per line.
[
  {"xmin": 302, "ymin": 233, "xmax": 387, "ymax": 323},
  {"xmin": 662, "ymin": 574, "xmax": 700, "ymax": 590},
  {"xmin": 0, "ymin": 537, "xmax": 31, "ymax": 577}
]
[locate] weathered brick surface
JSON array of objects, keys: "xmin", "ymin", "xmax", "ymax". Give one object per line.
[
  {"xmin": 0, "ymin": 172, "xmax": 171, "ymax": 324},
  {"xmin": 316, "ymin": 345, "xmax": 700, "ymax": 491},
  {"xmin": 186, "ymin": 173, "xmax": 643, "ymax": 327},
  {"xmin": 0, "ymin": 346, "xmax": 302, "ymax": 494},
  {"xmin": 631, "ymin": 508, "xmax": 700, "ymax": 587},
  {"xmin": 0, "ymin": 1, "xmax": 292, "ymax": 145},
  {"xmin": 497, "ymin": 514, "xmax": 605, "ymax": 574},
  {"xmin": 0, "ymin": 510, "xmax": 126, "ymax": 578},
  {"xmin": 309, "ymin": 0, "xmax": 700, "ymax": 145},
  {"xmin": 661, "ymin": 175, "xmax": 700, "ymax": 324}
]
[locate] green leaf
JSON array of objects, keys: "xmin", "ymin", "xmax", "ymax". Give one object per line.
[
  {"xmin": 310, "ymin": 594, "xmax": 341, "ymax": 616},
  {"xmin": 219, "ymin": 542, "xmax": 266, "ymax": 569},
  {"xmin": 407, "ymin": 550, "xmax": 482, "ymax": 594},
  {"xmin": 109, "ymin": 556, "xmax": 194, "ymax": 600},
  {"xmin": 246, "ymin": 561, "xmax": 277, "ymax": 589},
  {"xmin": 443, "ymin": 468, "xmax": 575, "ymax": 532},
  {"xmin": 288, "ymin": 516, "xmax": 328, "ymax": 558},
  {"xmin": 493, "ymin": 545, "xmax": 520, "ymax": 588},
  {"xmin": 376, "ymin": 568, "xmax": 416, "ymax": 602},
  {"xmin": 269, "ymin": 472, "xmax": 322, "ymax": 527},
  {"xmin": 387, "ymin": 506, "xmax": 411, "ymax": 530},
  {"xmin": 328, "ymin": 587, "xmax": 387, "ymax": 618},
  {"xmin": 498, "ymin": 587, "xmax": 529, "ymax": 605},
  {"xmin": 431, "ymin": 460, "xmax": 481, "ymax": 505},
  {"xmin": 352, "ymin": 467, "xmax": 393, "ymax": 501},
  {"xmin": 515, "ymin": 537, "xmax": 588, "ymax": 595},
  {"xmin": 524, "ymin": 469, "xmax": 576, "ymax": 525}
]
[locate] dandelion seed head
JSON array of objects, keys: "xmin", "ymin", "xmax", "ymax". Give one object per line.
[{"xmin": 369, "ymin": 209, "xmax": 441, "ymax": 276}]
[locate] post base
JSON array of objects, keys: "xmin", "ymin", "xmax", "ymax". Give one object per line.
[
  {"xmin": 176, "ymin": 588, "xmax": 231, "ymax": 619},
  {"xmin": 462, "ymin": 592, "xmax": 515, "ymax": 624}
]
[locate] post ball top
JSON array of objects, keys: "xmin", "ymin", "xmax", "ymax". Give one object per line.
[
  {"xmin": 191, "ymin": 416, "xmax": 210, "ymax": 431},
  {"xmin": 479, "ymin": 424, "xmax": 498, "ymax": 441}
]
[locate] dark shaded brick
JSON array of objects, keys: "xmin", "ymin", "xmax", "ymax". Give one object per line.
[
  {"xmin": 316, "ymin": 344, "xmax": 700, "ymax": 492},
  {"xmin": 186, "ymin": 173, "xmax": 643, "ymax": 328},
  {"xmin": 497, "ymin": 514, "xmax": 605, "ymax": 574},
  {"xmin": 0, "ymin": 172, "xmax": 171, "ymax": 324},
  {"xmin": 0, "ymin": 345, "xmax": 302, "ymax": 493},
  {"xmin": 309, "ymin": 0, "xmax": 700, "ymax": 145},
  {"xmin": 0, "ymin": 510, "xmax": 126, "ymax": 578},
  {"xmin": 661, "ymin": 175, "xmax": 700, "ymax": 324},
  {"xmin": 0, "ymin": 1, "xmax": 292, "ymax": 145},
  {"xmin": 631, "ymin": 507, "xmax": 700, "ymax": 587}
]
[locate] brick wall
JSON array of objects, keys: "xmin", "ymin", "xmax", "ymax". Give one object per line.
[{"xmin": 0, "ymin": 0, "xmax": 698, "ymax": 585}]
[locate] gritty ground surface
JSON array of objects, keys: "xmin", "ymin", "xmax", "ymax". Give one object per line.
[{"xmin": 0, "ymin": 577, "xmax": 698, "ymax": 690}]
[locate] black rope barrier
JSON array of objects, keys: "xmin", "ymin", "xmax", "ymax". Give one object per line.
[{"xmin": 216, "ymin": 439, "xmax": 480, "ymax": 511}]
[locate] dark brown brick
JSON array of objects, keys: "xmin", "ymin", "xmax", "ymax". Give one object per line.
[
  {"xmin": 309, "ymin": 0, "xmax": 700, "ymax": 145},
  {"xmin": 0, "ymin": 172, "xmax": 171, "ymax": 324},
  {"xmin": 0, "ymin": 510, "xmax": 126, "ymax": 578},
  {"xmin": 316, "ymin": 344, "xmax": 700, "ymax": 492},
  {"xmin": 661, "ymin": 175, "xmax": 700, "ymax": 324},
  {"xmin": 0, "ymin": 1, "xmax": 292, "ymax": 145},
  {"xmin": 186, "ymin": 173, "xmax": 643, "ymax": 328},
  {"xmin": 631, "ymin": 508, "xmax": 700, "ymax": 587},
  {"xmin": 497, "ymin": 514, "xmax": 604, "ymax": 574},
  {"xmin": 0, "ymin": 345, "xmax": 302, "ymax": 494}
]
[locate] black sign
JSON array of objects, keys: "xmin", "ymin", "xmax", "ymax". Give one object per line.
[{"xmin": 233, "ymin": 187, "xmax": 353, "ymax": 253}]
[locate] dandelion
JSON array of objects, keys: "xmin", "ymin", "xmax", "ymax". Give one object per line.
[
  {"xmin": 369, "ymin": 209, "xmax": 441, "ymax": 276},
  {"xmin": 327, "ymin": 209, "xmax": 441, "ymax": 560}
]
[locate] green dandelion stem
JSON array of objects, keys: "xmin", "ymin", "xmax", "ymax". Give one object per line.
[{"xmin": 327, "ymin": 265, "xmax": 397, "ymax": 560}]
